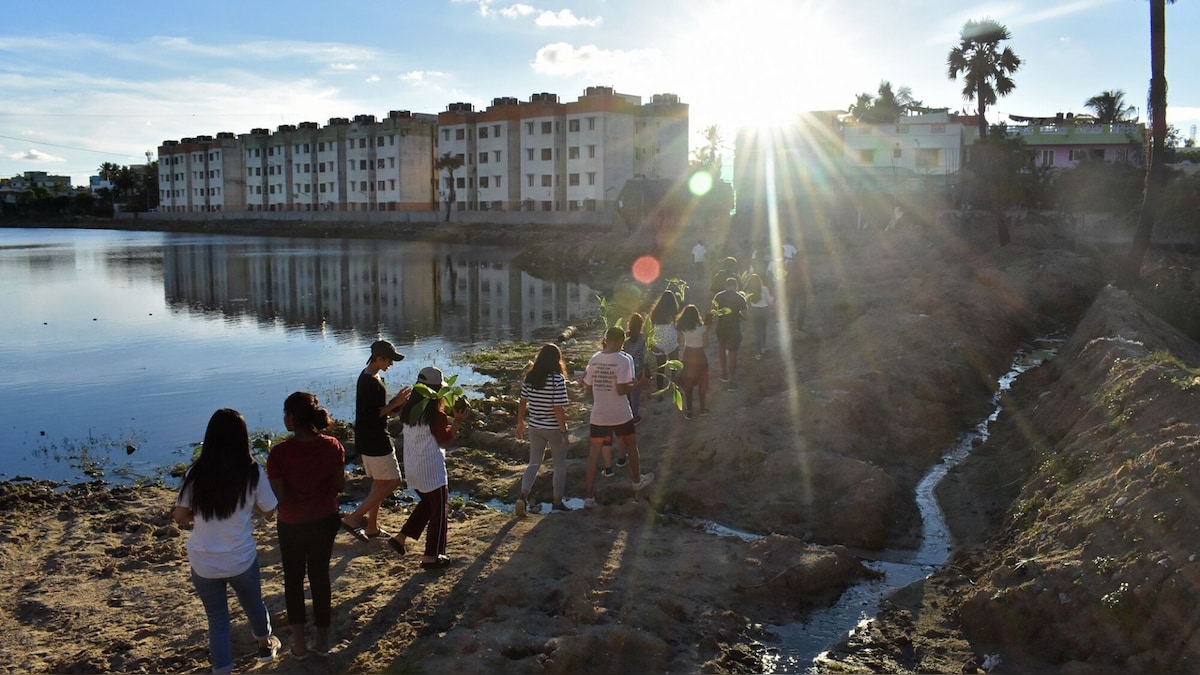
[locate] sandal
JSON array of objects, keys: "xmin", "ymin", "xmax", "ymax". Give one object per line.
[
  {"xmin": 388, "ymin": 536, "xmax": 407, "ymax": 555},
  {"xmin": 366, "ymin": 529, "xmax": 391, "ymax": 539},
  {"xmin": 340, "ymin": 519, "xmax": 369, "ymax": 542}
]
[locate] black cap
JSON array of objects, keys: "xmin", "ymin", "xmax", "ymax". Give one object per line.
[{"xmin": 370, "ymin": 340, "xmax": 405, "ymax": 361}]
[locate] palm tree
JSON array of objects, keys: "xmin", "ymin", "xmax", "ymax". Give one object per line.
[
  {"xmin": 947, "ymin": 18, "xmax": 1022, "ymax": 143},
  {"xmin": 692, "ymin": 124, "xmax": 726, "ymax": 175},
  {"xmin": 1084, "ymin": 90, "xmax": 1137, "ymax": 124},
  {"xmin": 1121, "ymin": 0, "xmax": 1175, "ymax": 287},
  {"xmin": 434, "ymin": 152, "xmax": 464, "ymax": 222},
  {"xmin": 849, "ymin": 81, "xmax": 921, "ymax": 124}
]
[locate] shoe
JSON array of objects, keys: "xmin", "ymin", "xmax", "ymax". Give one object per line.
[
  {"xmin": 699, "ymin": 408, "xmax": 710, "ymax": 416},
  {"xmin": 387, "ymin": 536, "xmax": 407, "ymax": 555},
  {"xmin": 601, "ymin": 467, "xmax": 614, "ymax": 478},
  {"xmin": 366, "ymin": 529, "xmax": 390, "ymax": 539},
  {"xmin": 632, "ymin": 472, "xmax": 655, "ymax": 491},
  {"xmin": 584, "ymin": 497, "xmax": 596, "ymax": 509},
  {"xmin": 684, "ymin": 412, "xmax": 693, "ymax": 420},
  {"xmin": 257, "ymin": 635, "xmax": 281, "ymax": 663},
  {"xmin": 515, "ymin": 498, "xmax": 527, "ymax": 518},
  {"xmin": 528, "ymin": 502, "xmax": 544, "ymax": 514},
  {"xmin": 615, "ymin": 455, "xmax": 628, "ymax": 468},
  {"xmin": 340, "ymin": 519, "xmax": 368, "ymax": 542},
  {"xmin": 420, "ymin": 556, "xmax": 452, "ymax": 569},
  {"xmin": 719, "ymin": 376, "xmax": 730, "ymax": 383},
  {"xmin": 552, "ymin": 501, "xmax": 573, "ymax": 512}
]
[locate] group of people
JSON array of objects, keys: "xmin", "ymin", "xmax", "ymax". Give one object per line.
[{"xmin": 173, "ymin": 340, "xmax": 466, "ymax": 672}]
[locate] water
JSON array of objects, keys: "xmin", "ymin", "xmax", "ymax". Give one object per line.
[
  {"xmin": 760, "ymin": 337, "xmax": 1060, "ymax": 673},
  {"xmin": 0, "ymin": 228, "xmax": 598, "ymax": 484}
]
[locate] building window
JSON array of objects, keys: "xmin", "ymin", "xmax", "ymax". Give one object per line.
[
  {"xmin": 568, "ymin": 173, "xmax": 580, "ymax": 186},
  {"xmin": 493, "ymin": 125, "xmax": 501, "ymax": 137},
  {"xmin": 527, "ymin": 174, "xmax": 535, "ymax": 187},
  {"xmin": 526, "ymin": 122, "xmax": 534, "ymax": 135},
  {"xmin": 495, "ymin": 176, "xmax": 501, "ymax": 187},
  {"xmin": 542, "ymin": 200, "xmax": 552, "ymax": 211},
  {"xmin": 479, "ymin": 152, "xmax": 488, "ymax": 164},
  {"xmin": 1040, "ymin": 149, "xmax": 1054, "ymax": 166},
  {"xmin": 587, "ymin": 117, "xmax": 595, "ymax": 131},
  {"xmin": 526, "ymin": 148, "xmax": 535, "ymax": 161},
  {"xmin": 587, "ymin": 145, "xmax": 596, "ymax": 159},
  {"xmin": 377, "ymin": 137, "xmax": 385, "ymax": 147},
  {"xmin": 568, "ymin": 146, "xmax": 580, "ymax": 159},
  {"xmin": 569, "ymin": 119, "xmax": 580, "ymax": 132},
  {"xmin": 442, "ymin": 129, "xmax": 450, "ymax": 140},
  {"xmin": 456, "ymin": 177, "xmax": 465, "ymax": 189},
  {"xmin": 931, "ymin": 125, "xmax": 946, "ymax": 134},
  {"xmin": 378, "ymin": 180, "xmax": 385, "ymax": 190},
  {"xmin": 541, "ymin": 121, "xmax": 552, "ymax": 134},
  {"xmin": 493, "ymin": 150, "xmax": 501, "ymax": 162},
  {"xmin": 587, "ymin": 172, "xmax": 596, "ymax": 185},
  {"xmin": 359, "ymin": 138, "xmax": 367, "ymax": 148},
  {"xmin": 480, "ymin": 176, "xmax": 489, "ymax": 188},
  {"xmin": 479, "ymin": 127, "xmax": 489, "ymax": 139},
  {"xmin": 378, "ymin": 159, "xmax": 386, "ymax": 168},
  {"xmin": 456, "ymin": 128, "xmax": 465, "ymax": 140},
  {"xmin": 541, "ymin": 148, "xmax": 552, "ymax": 161},
  {"xmin": 541, "ymin": 174, "xmax": 552, "ymax": 187}
]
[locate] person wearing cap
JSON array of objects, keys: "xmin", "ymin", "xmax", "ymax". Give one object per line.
[
  {"xmin": 580, "ymin": 327, "xmax": 654, "ymax": 509},
  {"xmin": 388, "ymin": 366, "xmax": 469, "ymax": 568},
  {"xmin": 342, "ymin": 340, "xmax": 410, "ymax": 541}
]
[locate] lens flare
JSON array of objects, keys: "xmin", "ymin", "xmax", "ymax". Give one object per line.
[
  {"xmin": 632, "ymin": 255, "xmax": 661, "ymax": 284},
  {"xmin": 688, "ymin": 171, "xmax": 714, "ymax": 196}
]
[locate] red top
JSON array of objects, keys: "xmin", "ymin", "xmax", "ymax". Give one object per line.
[{"xmin": 266, "ymin": 435, "xmax": 345, "ymax": 524}]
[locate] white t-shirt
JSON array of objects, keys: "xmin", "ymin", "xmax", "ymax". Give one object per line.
[
  {"xmin": 748, "ymin": 285, "xmax": 774, "ymax": 309},
  {"xmin": 177, "ymin": 465, "xmax": 277, "ymax": 579},
  {"xmin": 583, "ymin": 349, "xmax": 635, "ymax": 426},
  {"xmin": 692, "ymin": 243, "xmax": 707, "ymax": 263},
  {"xmin": 782, "ymin": 243, "xmax": 797, "ymax": 260},
  {"xmin": 680, "ymin": 326, "xmax": 707, "ymax": 348}
]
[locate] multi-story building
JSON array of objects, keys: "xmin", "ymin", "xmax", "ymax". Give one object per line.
[
  {"xmin": 1006, "ymin": 113, "xmax": 1145, "ymax": 169},
  {"xmin": 158, "ymin": 133, "xmax": 243, "ymax": 213},
  {"xmin": 436, "ymin": 87, "xmax": 690, "ymax": 213},
  {"xmin": 841, "ymin": 111, "xmax": 968, "ymax": 189}
]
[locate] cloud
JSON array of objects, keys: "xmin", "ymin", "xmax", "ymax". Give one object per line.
[
  {"xmin": 365, "ymin": 74, "xmax": 380, "ymax": 83},
  {"xmin": 328, "ymin": 63, "xmax": 359, "ymax": 71},
  {"xmin": 535, "ymin": 9, "xmax": 602, "ymax": 27},
  {"xmin": 401, "ymin": 70, "xmax": 448, "ymax": 84},
  {"xmin": 498, "ymin": 4, "xmax": 536, "ymax": 19},
  {"xmin": 8, "ymin": 149, "xmax": 66, "ymax": 162},
  {"xmin": 532, "ymin": 42, "xmax": 662, "ymax": 76}
]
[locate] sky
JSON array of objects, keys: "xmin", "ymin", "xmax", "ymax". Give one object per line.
[{"xmin": 2, "ymin": 0, "xmax": 1198, "ymax": 187}]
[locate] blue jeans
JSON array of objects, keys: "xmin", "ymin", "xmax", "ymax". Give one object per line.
[{"xmin": 190, "ymin": 557, "xmax": 272, "ymax": 674}]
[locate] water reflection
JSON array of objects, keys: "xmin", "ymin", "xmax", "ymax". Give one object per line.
[
  {"xmin": 162, "ymin": 236, "xmax": 595, "ymax": 343},
  {"xmin": 0, "ymin": 229, "xmax": 597, "ymax": 485}
]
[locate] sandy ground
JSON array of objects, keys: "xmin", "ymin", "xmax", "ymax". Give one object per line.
[{"xmin": 4, "ymin": 214, "xmax": 1197, "ymax": 673}]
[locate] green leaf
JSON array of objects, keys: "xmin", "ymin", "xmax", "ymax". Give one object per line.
[
  {"xmin": 663, "ymin": 359, "xmax": 684, "ymax": 371},
  {"xmin": 671, "ymin": 386, "xmax": 684, "ymax": 411}
]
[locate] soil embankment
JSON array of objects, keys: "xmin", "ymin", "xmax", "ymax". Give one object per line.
[{"xmin": 6, "ymin": 214, "xmax": 1191, "ymax": 673}]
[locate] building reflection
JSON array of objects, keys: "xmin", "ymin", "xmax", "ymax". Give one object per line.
[{"xmin": 162, "ymin": 237, "xmax": 596, "ymax": 343}]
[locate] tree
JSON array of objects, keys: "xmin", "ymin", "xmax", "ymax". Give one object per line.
[
  {"xmin": 434, "ymin": 152, "xmax": 464, "ymax": 222},
  {"xmin": 1084, "ymin": 90, "xmax": 1137, "ymax": 124},
  {"xmin": 947, "ymin": 18, "xmax": 1022, "ymax": 143},
  {"xmin": 691, "ymin": 124, "xmax": 727, "ymax": 175},
  {"xmin": 1120, "ymin": 0, "xmax": 1175, "ymax": 288},
  {"xmin": 948, "ymin": 18, "xmax": 1021, "ymax": 244},
  {"xmin": 848, "ymin": 81, "xmax": 922, "ymax": 124}
]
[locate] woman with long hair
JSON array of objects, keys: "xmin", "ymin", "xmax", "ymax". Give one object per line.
[
  {"xmin": 174, "ymin": 409, "xmax": 280, "ymax": 673},
  {"xmin": 623, "ymin": 312, "xmax": 649, "ymax": 421},
  {"xmin": 744, "ymin": 273, "xmax": 774, "ymax": 358},
  {"xmin": 389, "ymin": 367, "xmax": 470, "ymax": 568},
  {"xmin": 266, "ymin": 392, "xmax": 346, "ymax": 659},
  {"xmin": 514, "ymin": 343, "xmax": 571, "ymax": 515},
  {"xmin": 648, "ymin": 289, "xmax": 681, "ymax": 394},
  {"xmin": 675, "ymin": 304, "xmax": 710, "ymax": 420}
]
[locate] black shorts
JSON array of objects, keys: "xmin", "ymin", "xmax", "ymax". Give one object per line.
[
  {"xmin": 590, "ymin": 420, "xmax": 636, "ymax": 441},
  {"xmin": 717, "ymin": 330, "xmax": 743, "ymax": 352}
]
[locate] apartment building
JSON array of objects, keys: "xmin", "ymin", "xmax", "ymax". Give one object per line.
[
  {"xmin": 158, "ymin": 133, "xmax": 243, "ymax": 213},
  {"xmin": 1006, "ymin": 113, "xmax": 1145, "ymax": 169},
  {"xmin": 436, "ymin": 87, "xmax": 690, "ymax": 213}
]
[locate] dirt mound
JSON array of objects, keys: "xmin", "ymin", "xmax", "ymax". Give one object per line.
[{"xmin": 823, "ymin": 284, "xmax": 1200, "ymax": 672}]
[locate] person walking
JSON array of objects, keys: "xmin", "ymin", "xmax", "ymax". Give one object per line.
[
  {"xmin": 343, "ymin": 340, "xmax": 410, "ymax": 541},
  {"xmin": 647, "ymin": 290, "xmax": 681, "ymax": 396},
  {"xmin": 390, "ymin": 367, "xmax": 469, "ymax": 568},
  {"xmin": 713, "ymin": 276, "xmax": 749, "ymax": 386},
  {"xmin": 623, "ymin": 312, "xmax": 649, "ymax": 423},
  {"xmin": 674, "ymin": 304, "xmax": 710, "ymax": 420},
  {"xmin": 691, "ymin": 238, "xmax": 707, "ymax": 281},
  {"xmin": 581, "ymin": 327, "xmax": 654, "ymax": 508},
  {"xmin": 174, "ymin": 409, "xmax": 280, "ymax": 673},
  {"xmin": 514, "ymin": 344, "xmax": 571, "ymax": 516},
  {"xmin": 744, "ymin": 273, "xmax": 774, "ymax": 359},
  {"xmin": 266, "ymin": 392, "xmax": 346, "ymax": 659}
]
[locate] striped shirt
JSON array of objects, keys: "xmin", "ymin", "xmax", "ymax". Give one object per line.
[
  {"xmin": 403, "ymin": 411, "xmax": 450, "ymax": 493},
  {"xmin": 520, "ymin": 373, "xmax": 569, "ymax": 429}
]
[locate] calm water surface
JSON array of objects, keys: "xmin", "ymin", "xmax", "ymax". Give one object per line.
[{"xmin": 0, "ymin": 227, "xmax": 598, "ymax": 483}]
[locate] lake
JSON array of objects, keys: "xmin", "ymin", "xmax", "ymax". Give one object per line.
[{"xmin": 0, "ymin": 227, "xmax": 598, "ymax": 484}]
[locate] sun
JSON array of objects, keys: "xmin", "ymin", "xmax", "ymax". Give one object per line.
[{"xmin": 671, "ymin": 0, "xmax": 862, "ymax": 132}]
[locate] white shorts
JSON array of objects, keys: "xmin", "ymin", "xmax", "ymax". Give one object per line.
[{"xmin": 361, "ymin": 452, "xmax": 402, "ymax": 481}]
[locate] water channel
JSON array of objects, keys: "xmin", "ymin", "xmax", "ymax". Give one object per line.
[
  {"xmin": 0, "ymin": 227, "xmax": 598, "ymax": 483},
  {"xmin": 759, "ymin": 336, "xmax": 1061, "ymax": 673}
]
